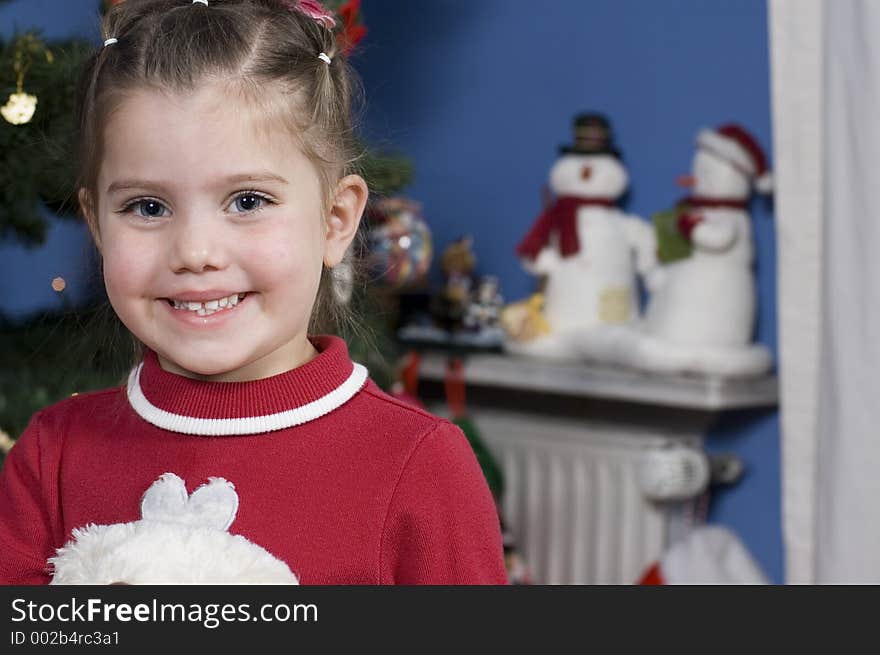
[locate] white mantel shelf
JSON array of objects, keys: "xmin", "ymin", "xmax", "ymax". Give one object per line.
[{"xmin": 415, "ymin": 350, "xmax": 779, "ymax": 411}]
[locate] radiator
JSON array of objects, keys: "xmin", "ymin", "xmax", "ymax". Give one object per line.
[{"xmin": 464, "ymin": 409, "xmax": 705, "ymax": 585}]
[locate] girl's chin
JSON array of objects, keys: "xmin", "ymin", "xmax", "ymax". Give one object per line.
[
  {"xmin": 156, "ymin": 352, "xmax": 250, "ymax": 381},
  {"xmin": 156, "ymin": 342, "xmax": 314, "ymax": 382}
]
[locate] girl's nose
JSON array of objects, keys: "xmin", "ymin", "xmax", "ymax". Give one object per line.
[{"xmin": 169, "ymin": 214, "xmax": 228, "ymax": 274}]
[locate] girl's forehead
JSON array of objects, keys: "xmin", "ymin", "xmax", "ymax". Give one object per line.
[
  {"xmin": 100, "ymin": 82, "xmax": 311, "ymax": 186},
  {"xmin": 105, "ymin": 81, "xmax": 296, "ymax": 145}
]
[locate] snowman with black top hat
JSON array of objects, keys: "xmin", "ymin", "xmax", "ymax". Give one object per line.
[{"xmin": 505, "ymin": 113, "xmax": 656, "ymax": 360}]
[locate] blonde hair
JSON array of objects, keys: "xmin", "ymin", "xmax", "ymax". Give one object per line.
[{"xmin": 74, "ymin": 0, "xmax": 365, "ymax": 334}]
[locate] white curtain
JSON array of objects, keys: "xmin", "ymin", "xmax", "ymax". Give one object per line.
[{"xmin": 771, "ymin": 0, "xmax": 880, "ymax": 583}]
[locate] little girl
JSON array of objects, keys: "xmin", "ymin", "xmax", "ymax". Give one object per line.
[{"xmin": 0, "ymin": 0, "xmax": 507, "ymax": 585}]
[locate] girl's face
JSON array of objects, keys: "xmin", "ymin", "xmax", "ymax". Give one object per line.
[{"xmin": 92, "ymin": 83, "xmax": 333, "ymax": 381}]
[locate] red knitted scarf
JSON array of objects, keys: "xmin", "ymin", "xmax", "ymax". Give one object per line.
[{"xmin": 516, "ymin": 196, "xmax": 617, "ymax": 260}]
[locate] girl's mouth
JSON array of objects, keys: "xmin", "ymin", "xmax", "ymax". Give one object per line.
[{"xmin": 164, "ymin": 292, "xmax": 249, "ymax": 317}]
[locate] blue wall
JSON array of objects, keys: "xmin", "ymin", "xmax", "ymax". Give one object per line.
[
  {"xmin": 356, "ymin": 0, "xmax": 781, "ymax": 582},
  {"xmin": 0, "ymin": 0, "xmax": 782, "ymax": 582}
]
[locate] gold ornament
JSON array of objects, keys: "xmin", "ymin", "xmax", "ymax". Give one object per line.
[
  {"xmin": 51, "ymin": 276, "xmax": 67, "ymax": 292},
  {"xmin": 2, "ymin": 91, "xmax": 38, "ymax": 125},
  {"xmin": 1, "ymin": 34, "xmax": 52, "ymax": 126}
]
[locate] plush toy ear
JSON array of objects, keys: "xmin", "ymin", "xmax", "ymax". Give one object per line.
[
  {"xmin": 186, "ymin": 477, "xmax": 239, "ymax": 531},
  {"xmin": 140, "ymin": 473, "xmax": 239, "ymax": 531},
  {"xmin": 140, "ymin": 473, "xmax": 188, "ymax": 522}
]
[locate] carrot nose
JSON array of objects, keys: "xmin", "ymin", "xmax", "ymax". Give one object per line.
[
  {"xmin": 677, "ymin": 174, "xmax": 695, "ymax": 188},
  {"xmin": 581, "ymin": 166, "xmax": 592, "ymax": 180}
]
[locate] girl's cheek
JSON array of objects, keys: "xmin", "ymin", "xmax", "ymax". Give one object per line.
[
  {"xmin": 102, "ymin": 249, "xmax": 150, "ymax": 294},
  {"xmin": 246, "ymin": 237, "xmax": 310, "ymax": 273}
]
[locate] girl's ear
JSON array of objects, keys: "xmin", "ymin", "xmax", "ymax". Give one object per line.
[
  {"xmin": 79, "ymin": 188, "xmax": 101, "ymax": 251},
  {"xmin": 324, "ymin": 174, "xmax": 368, "ymax": 267}
]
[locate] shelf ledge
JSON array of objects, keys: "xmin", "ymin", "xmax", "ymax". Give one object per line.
[{"xmin": 415, "ymin": 351, "xmax": 779, "ymax": 411}]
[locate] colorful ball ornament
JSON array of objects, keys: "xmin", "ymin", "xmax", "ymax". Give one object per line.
[{"xmin": 366, "ymin": 197, "xmax": 432, "ymax": 289}]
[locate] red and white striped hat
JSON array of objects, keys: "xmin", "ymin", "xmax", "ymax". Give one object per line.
[{"xmin": 697, "ymin": 123, "xmax": 773, "ymax": 194}]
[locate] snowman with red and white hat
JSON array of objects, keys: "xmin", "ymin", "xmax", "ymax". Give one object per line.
[{"xmin": 580, "ymin": 123, "xmax": 773, "ymax": 377}]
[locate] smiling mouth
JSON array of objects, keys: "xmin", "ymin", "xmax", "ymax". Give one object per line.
[{"xmin": 164, "ymin": 292, "xmax": 248, "ymax": 317}]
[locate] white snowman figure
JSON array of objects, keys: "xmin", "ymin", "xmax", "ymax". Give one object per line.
[
  {"xmin": 580, "ymin": 124, "xmax": 773, "ymax": 377},
  {"xmin": 506, "ymin": 113, "xmax": 656, "ymax": 360}
]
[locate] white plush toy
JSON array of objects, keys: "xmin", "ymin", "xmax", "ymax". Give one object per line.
[
  {"xmin": 49, "ymin": 473, "xmax": 299, "ymax": 585},
  {"xmin": 507, "ymin": 113, "xmax": 656, "ymax": 360},
  {"xmin": 579, "ymin": 124, "xmax": 773, "ymax": 378}
]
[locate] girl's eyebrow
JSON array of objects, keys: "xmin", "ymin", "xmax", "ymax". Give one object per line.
[
  {"xmin": 106, "ymin": 172, "xmax": 288, "ymax": 195},
  {"xmin": 214, "ymin": 172, "xmax": 289, "ymax": 187},
  {"xmin": 106, "ymin": 179, "xmax": 172, "ymax": 194}
]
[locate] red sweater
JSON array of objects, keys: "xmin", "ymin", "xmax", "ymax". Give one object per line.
[{"xmin": 0, "ymin": 336, "xmax": 507, "ymax": 585}]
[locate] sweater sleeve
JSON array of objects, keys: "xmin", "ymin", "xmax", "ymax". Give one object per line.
[
  {"xmin": 0, "ymin": 413, "xmax": 56, "ymax": 584},
  {"xmin": 379, "ymin": 420, "xmax": 508, "ymax": 585}
]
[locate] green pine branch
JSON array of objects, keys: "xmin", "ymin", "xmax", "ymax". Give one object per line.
[{"xmin": 0, "ymin": 34, "xmax": 93, "ymax": 246}]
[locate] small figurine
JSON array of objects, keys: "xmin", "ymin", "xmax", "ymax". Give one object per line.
[
  {"xmin": 463, "ymin": 275, "xmax": 504, "ymax": 332},
  {"xmin": 432, "ymin": 235, "xmax": 477, "ymax": 332},
  {"xmin": 454, "ymin": 275, "xmax": 506, "ymax": 348}
]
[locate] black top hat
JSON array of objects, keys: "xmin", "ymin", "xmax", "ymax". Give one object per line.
[{"xmin": 559, "ymin": 112, "xmax": 622, "ymax": 158}]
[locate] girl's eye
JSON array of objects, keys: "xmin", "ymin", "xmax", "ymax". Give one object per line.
[
  {"xmin": 230, "ymin": 192, "xmax": 272, "ymax": 214},
  {"xmin": 122, "ymin": 199, "xmax": 169, "ymax": 219}
]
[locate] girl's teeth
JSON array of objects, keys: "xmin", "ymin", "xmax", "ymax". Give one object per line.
[{"xmin": 171, "ymin": 293, "xmax": 245, "ymax": 315}]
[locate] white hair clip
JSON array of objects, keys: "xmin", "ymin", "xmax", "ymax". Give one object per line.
[
  {"xmin": 193, "ymin": 0, "xmax": 208, "ymax": 5},
  {"xmin": 317, "ymin": 52, "xmax": 332, "ymax": 65},
  {"xmin": 103, "ymin": 37, "xmax": 118, "ymax": 47}
]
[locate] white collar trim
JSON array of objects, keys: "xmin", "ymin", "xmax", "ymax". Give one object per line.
[{"xmin": 126, "ymin": 362, "xmax": 368, "ymax": 436}]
